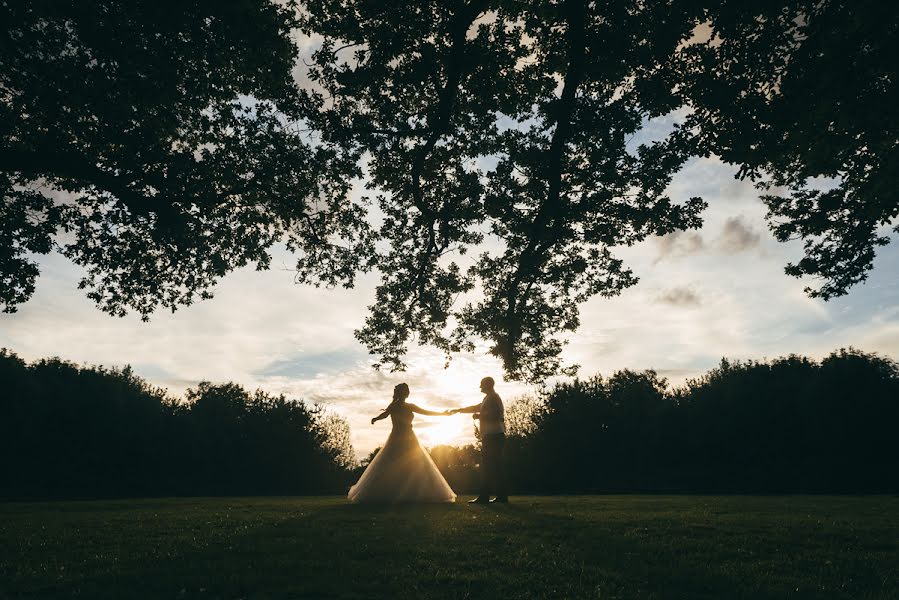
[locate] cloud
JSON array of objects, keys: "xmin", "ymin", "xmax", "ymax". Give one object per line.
[
  {"xmin": 654, "ymin": 368, "xmax": 702, "ymax": 383},
  {"xmin": 653, "ymin": 231, "xmax": 705, "ymax": 263},
  {"xmin": 654, "ymin": 216, "xmax": 763, "ymax": 264},
  {"xmin": 715, "ymin": 216, "xmax": 762, "ymax": 254},
  {"xmin": 290, "ymin": 31, "xmax": 323, "ymax": 93},
  {"xmin": 256, "ymin": 349, "xmax": 369, "ymax": 379},
  {"xmin": 656, "ymin": 286, "xmax": 701, "ymax": 307}
]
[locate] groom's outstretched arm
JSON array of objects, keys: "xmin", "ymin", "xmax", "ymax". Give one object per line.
[{"xmin": 452, "ymin": 404, "xmax": 481, "ymax": 414}]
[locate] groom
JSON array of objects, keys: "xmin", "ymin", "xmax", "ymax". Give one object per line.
[{"xmin": 449, "ymin": 377, "xmax": 508, "ymax": 504}]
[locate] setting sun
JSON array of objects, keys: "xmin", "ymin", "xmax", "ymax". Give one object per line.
[
  {"xmin": 386, "ymin": 350, "xmax": 522, "ymax": 450},
  {"xmin": 415, "ymin": 416, "xmax": 476, "ymax": 448}
]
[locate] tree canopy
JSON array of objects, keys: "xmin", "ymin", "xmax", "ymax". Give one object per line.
[
  {"xmin": 0, "ymin": 0, "xmax": 372, "ymax": 317},
  {"xmin": 2, "ymin": 0, "xmax": 897, "ymax": 381}
]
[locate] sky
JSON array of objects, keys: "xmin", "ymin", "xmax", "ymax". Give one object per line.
[{"xmin": 3, "ymin": 33, "xmax": 898, "ymax": 458}]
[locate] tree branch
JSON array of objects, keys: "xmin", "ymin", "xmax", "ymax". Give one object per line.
[
  {"xmin": 502, "ymin": 0, "xmax": 589, "ymax": 365},
  {"xmin": 401, "ymin": 0, "xmax": 490, "ymax": 319}
]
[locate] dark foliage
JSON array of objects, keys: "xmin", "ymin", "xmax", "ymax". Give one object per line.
[
  {"xmin": 0, "ymin": 0, "xmax": 373, "ymax": 320},
  {"xmin": 679, "ymin": 1, "xmax": 899, "ymax": 300},
  {"xmin": 455, "ymin": 349, "xmax": 899, "ymax": 493},
  {"xmin": 429, "ymin": 444, "xmax": 481, "ymax": 493},
  {"xmin": 301, "ymin": 0, "xmax": 898, "ymax": 381},
  {"xmin": 0, "ymin": 349, "xmax": 353, "ymax": 498}
]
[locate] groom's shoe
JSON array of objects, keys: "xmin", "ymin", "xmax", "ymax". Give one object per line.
[
  {"xmin": 468, "ymin": 497, "xmax": 489, "ymax": 504},
  {"xmin": 490, "ymin": 497, "xmax": 509, "ymax": 504}
]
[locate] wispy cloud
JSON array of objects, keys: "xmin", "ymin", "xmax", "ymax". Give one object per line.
[
  {"xmin": 657, "ymin": 286, "xmax": 702, "ymax": 307},
  {"xmin": 256, "ymin": 349, "xmax": 370, "ymax": 379},
  {"xmin": 654, "ymin": 215, "xmax": 763, "ymax": 264},
  {"xmin": 716, "ymin": 216, "xmax": 762, "ymax": 254},
  {"xmin": 653, "ymin": 231, "xmax": 705, "ymax": 263}
]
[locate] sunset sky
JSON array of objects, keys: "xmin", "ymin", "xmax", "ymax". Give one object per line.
[{"xmin": 2, "ymin": 34, "xmax": 898, "ymax": 457}]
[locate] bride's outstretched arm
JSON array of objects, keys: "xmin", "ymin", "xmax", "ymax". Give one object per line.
[
  {"xmin": 408, "ymin": 404, "xmax": 448, "ymax": 417},
  {"xmin": 371, "ymin": 409, "xmax": 390, "ymax": 425}
]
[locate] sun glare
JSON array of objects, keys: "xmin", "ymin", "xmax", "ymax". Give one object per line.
[
  {"xmin": 416, "ymin": 417, "xmax": 475, "ymax": 448},
  {"xmin": 354, "ymin": 349, "xmax": 530, "ymax": 452}
]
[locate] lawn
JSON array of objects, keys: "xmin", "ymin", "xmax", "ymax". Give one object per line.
[{"xmin": 1, "ymin": 495, "xmax": 897, "ymax": 599}]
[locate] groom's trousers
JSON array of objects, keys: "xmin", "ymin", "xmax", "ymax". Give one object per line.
[{"xmin": 480, "ymin": 433, "xmax": 508, "ymax": 499}]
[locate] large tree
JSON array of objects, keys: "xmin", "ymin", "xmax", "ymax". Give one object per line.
[
  {"xmin": 301, "ymin": 0, "xmax": 707, "ymax": 381},
  {"xmin": 677, "ymin": 0, "xmax": 899, "ymax": 301},
  {"xmin": 0, "ymin": 0, "xmax": 372, "ymax": 317},
  {"xmin": 300, "ymin": 0, "xmax": 897, "ymax": 381},
  {"xmin": 3, "ymin": 0, "xmax": 897, "ymax": 382}
]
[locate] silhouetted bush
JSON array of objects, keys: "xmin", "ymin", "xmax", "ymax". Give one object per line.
[
  {"xmin": 0, "ymin": 350, "xmax": 353, "ymax": 498},
  {"xmin": 448, "ymin": 349, "xmax": 899, "ymax": 494}
]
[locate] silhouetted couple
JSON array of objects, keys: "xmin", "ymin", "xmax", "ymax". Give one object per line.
[{"xmin": 347, "ymin": 377, "xmax": 508, "ymax": 504}]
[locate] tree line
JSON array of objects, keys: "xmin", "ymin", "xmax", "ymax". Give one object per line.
[
  {"xmin": 0, "ymin": 350, "xmax": 354, "ymax": 499},
  {"xmin": 3, "ymin": 347, "xmax": 897, "ymax": 498}
]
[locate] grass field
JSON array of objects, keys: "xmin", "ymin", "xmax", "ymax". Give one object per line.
[{"xmin": 1, "ymin": 495, "xmax": 897, "ymax": 599}]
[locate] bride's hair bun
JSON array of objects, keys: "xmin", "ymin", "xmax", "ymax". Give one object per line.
[{"xmin": 384, "ymin": 383, "xmax": 410, "ymax": 410}]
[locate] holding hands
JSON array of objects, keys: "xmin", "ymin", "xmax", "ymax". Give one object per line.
[{"xmin": 443, "ymin": 407, "xmax": 478, "ymax": 420}]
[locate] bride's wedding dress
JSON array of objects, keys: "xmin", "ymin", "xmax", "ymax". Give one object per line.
[{"xmin": 348, "ymin": 403, "xmax": 456, "ymax": 503}]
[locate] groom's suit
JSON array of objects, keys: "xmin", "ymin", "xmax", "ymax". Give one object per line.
[{"xmin": 478, "ymin": 391, "xmax": 508, "ymax": 501}]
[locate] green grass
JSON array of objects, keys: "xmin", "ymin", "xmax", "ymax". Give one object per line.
[{"xmin": 1, "ymin": 495, "xmax": 897, "ymax": 599}]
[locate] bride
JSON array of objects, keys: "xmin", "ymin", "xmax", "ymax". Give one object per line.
[{"xmin": 348, "ymin": 383, "xmax": 456, "ymax": 503}]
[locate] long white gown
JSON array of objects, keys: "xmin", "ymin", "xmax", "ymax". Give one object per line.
[{"xmin": 348, "ymin": 403, "xmax": 456, "ymax": 503}]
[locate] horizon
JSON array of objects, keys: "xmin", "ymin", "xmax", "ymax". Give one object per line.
[{"xmin": 2, "ymin": 341, "xmax": 895, "ymax": 461}]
